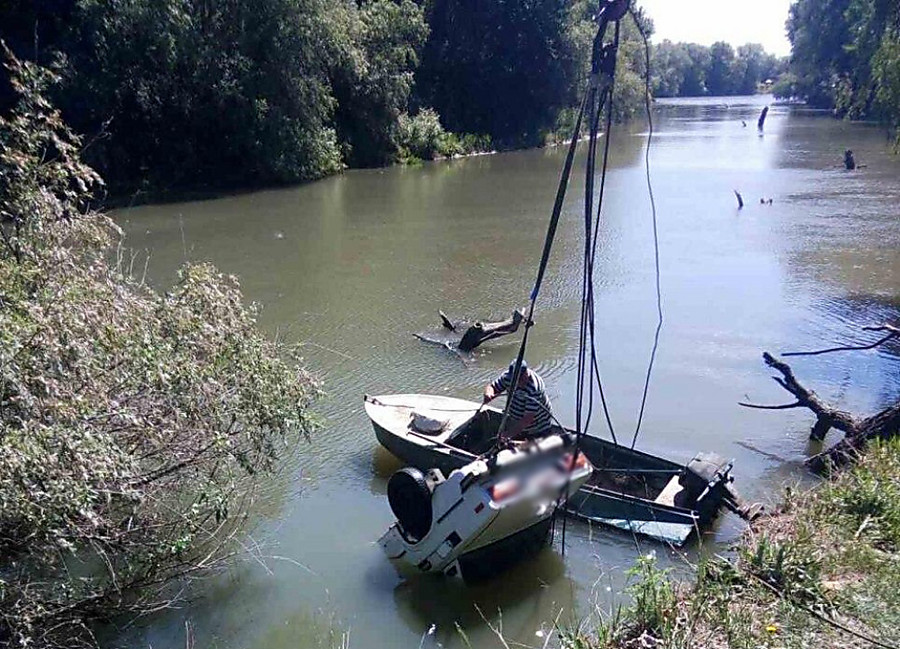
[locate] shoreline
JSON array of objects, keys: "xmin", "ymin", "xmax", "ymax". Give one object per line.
[{"xmin": 562, "ymin": 440, "xmax": 900, "ymax": 649}]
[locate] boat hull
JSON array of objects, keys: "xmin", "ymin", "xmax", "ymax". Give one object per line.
[
  {"xmin": 366, "ymin": 393, "xmax": 733, "ymax": 546},
  {"xmin": 372, "ymin": 419, "xmax": 466, "ymax": 476},
  {"xmin": 565, "ymin": 487, "xmax": 700, "ymax": 545}
]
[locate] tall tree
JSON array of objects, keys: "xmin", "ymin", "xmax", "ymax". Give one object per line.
[
  {"xmin": 60, "ymin": 0, "xmax": 345, "ymax": 190},
  {"xmin": 733, "ymin": 43, "xmax": 768, "ymax": 95},
  {"xmin": 682, "ymin": 43, "xmax": 711, "ymax": 95},
  {"xmin": 328, "ymin": 0, "xmax": 428, "ymax": 167},
  {"xmin": 787, "ymin": 0, "xmax": 856, "ymax": 108},
  {"xmin": 651, "ymin": 40, "xmax": 691, "ymax": 97},
  {"xmin": 706, "ymin": 41, "xmax": 735, "ymax": 95},
  {"xmin": 786, "ymin": 0, "xmax": 900, "ymax": 124},
  {"xmin": 415, "ymin": 0, "xmax": 580, "ymax": 147}
]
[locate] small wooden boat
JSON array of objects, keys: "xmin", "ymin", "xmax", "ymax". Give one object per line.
[{"xmin": 365, "ymin": 393, "xmax": 735, "ymax": 546}]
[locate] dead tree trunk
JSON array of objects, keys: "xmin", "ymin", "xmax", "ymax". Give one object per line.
[
  {"xmin": 741, "ymin": 350, "xmax": 900, "ymax": 472},
  {"xmin": 757, "ymin": 105, "xmax": 769, "ymax": 131},
  {"xmin": 457, "ymin": 308, "xmax": 527, "ymax": 352},
  {"xmin": 415, "ymin": 308, "xmax": 531, "ymax": 354}
]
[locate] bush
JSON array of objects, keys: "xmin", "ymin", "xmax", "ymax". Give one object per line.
[
  {"xmin": 396, "ymin": 108, "xmax": 491, "ymax": 162},
  {"xmin": 771, "ymin": 72, "xmax": 801, "ymax": 99},
  {"xmin": 396, "ymin": 108, "xmax": 447, "ymax": 160},
  {"xmin": 625, "ymin": 554, "xmax": 677, "ymax": 639},
  {"xmin": 0, "ymin": 50, "xmax": 317, "ymax": 649}
]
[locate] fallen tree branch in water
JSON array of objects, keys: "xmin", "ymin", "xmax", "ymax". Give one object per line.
[
  {"xmin": 741, "ymin": 350, "xmax": 900, "ymax": 472},
  {"xmin": 782, "ymin": 323, "xmax": 900, "ymax": 357},
  {"xmin": 457, "ymin": 308, "xmax": 528, "ymax": 352},
  {"xmin": 414, "ymin": 308, "xmax": 531, "ymax": 353},
  {"xmin": 439, "ymin": 310, "xmax": 456, "ymax": 331},
  {"xmin": 737, "ymin": 400, "xmax": 802, "ymax": 410}
]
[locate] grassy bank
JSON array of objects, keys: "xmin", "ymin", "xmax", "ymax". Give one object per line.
[{"xmin": 563, "ymin": 439, "xmax": 900, "ymax": 649}]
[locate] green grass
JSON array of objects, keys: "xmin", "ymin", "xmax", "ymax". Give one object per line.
[{"xmin": 561, "ymin": 439, "xmax": 900, "ymax": 649}]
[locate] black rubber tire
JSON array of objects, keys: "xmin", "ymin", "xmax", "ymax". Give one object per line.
[{"xmin": 387, "ymin": 468, "xmax": 433, "ymax": 541}]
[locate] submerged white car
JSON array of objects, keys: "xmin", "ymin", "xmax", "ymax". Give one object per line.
[{"xmin": 379, "ymin": 434, "xmax": 592, "ymax": 581}]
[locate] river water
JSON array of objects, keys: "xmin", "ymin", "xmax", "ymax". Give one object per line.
[{"xmin": 115, "ymin": 95, "xmax": 900, "ymax": 649}]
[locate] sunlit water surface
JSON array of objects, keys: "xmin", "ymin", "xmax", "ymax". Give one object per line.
[{"xmin": 113, "ymin": 95, "xmax": 900, "ymax": 649}]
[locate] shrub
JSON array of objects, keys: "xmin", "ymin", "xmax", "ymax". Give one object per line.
[
  {"xmin": 396, "ymin": 108, "xmax": 448, "ymax": 161},
  {"xmin": 396, "ymin": 108, "xmax": 490, "ymax": 162},
  {"xmin": 1, "ymin": 49, "xmax": 317, "ymax": 649},
  {"xmin": 625, "ymin": 554, "xmax": 677, "ymax": 639},
  {"xmin": 771, "ymin": 72, "xmax": 801, "ymax": 99}
]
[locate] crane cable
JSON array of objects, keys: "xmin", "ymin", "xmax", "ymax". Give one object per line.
[
  {"xmin": 492, "ymin": 0, "xmax": 665, "ymax": 551},
  {"xmin": 579, "ymin": 22, "xmax": 621, "ymax": 452},
  {"xmin": 566, "ymin": 12, "xmax": 626, "ymax": 554},
  {"xmin": 495, "ymin": 90, "xmax": 589, "ymax": 443},
  {"xmin": 496, "ymin": 0, "xmax": 628, "ymax": 446},
  {"xmin": 628, "ymin": 7, "xmax": 663, "ymax": 450}
]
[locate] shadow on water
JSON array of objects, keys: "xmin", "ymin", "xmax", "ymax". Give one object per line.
[
  {"xmin": 388, "ymin": 550, "xmax": 569, "ymax": 648},
  {"xmin": 369, "ymin": 446, "xmax": 405, "ymax": 496}
]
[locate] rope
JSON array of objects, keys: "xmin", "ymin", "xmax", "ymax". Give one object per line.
[
  {"xmin": 566, "ymin": 14, "xmax": 625, "ymax": 556},
  {"xmin": 586, "ymin": 69, "xmax": 619, "ymax": 445},
  {"xmin": 629, "ymin": 7, "xmax": 663, "ymax": 450},
  {"xmin": 496, "ymin": 89, "xmax": 589, "ymax": 443}
]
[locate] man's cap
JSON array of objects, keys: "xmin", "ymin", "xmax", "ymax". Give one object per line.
[{"xmin": 507, "ymin": 359, "xmax": 528, "ymax": 375}]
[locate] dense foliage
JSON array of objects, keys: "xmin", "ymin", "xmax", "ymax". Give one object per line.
[
  {"xmin": 650, "ymin": 40, "xmax": 784, "ymax": 97},
  {"xmin": 415, "ymin": 0, "xmax": 578, "ymax": 148},
  {"xmin": 415, "ymin": 0, "xmax": 653, "ymax": 147},
  {"xmin": 1, "ymin": 0, "xmax": 427, "ymax": 191},
  {"xmin": 0, "ymin": 52, "xmax": 318, "ymax": 648},
  {"xmin": 0, "ymin": 0, "xmax": 652, "ymax": 193},
  {"xmin": 785, "ymin": 0, "xmax": 900, "ymax": 132}
]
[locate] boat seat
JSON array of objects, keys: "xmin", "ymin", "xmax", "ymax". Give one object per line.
[
  {"xmin": 654, "ymin": 474, "xmax": 685, "ymax": 507},
  {"xmin": 410, "ymin": 411, "xmax": 449, "ymax": 435}
]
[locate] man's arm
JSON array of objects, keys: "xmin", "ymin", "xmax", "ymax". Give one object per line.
[{"xmin": 483, "ymin": 372, "xmax": 509, "ymax": 403}]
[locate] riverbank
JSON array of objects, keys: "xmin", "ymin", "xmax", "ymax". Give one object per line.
[
  {"xmin": 562, "ymin": 440, "xmax": 900, "ymax": 649},
  {"xmin": 0, "ymin": 53, "xmax": 320, "ymax": 649}
]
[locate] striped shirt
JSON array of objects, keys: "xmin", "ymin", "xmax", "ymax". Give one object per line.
[{"xmin": 491, "ymin": 369, "xmax": 553, "ymax": 438}]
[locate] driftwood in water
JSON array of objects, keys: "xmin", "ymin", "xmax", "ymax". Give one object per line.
[
  {"xmin": 439, "ymin": 310, "xmax": 456, "ymax": 331},
  {"xmin": 757, "ymin": 105, "xmax": 769, "ymax": 131},
  {"xmin": 416, "ymin": 308, "xmax": 530, "ymax": 353},
  {"xmin": 740, "ymin": 327, "xmax": 900, "ymax": 472},
  {"xmin": 458, "ymin": 308, "xmax": 528, "ymax": 352}
]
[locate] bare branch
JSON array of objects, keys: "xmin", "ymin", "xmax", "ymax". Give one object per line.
[
  {"xmin": 863, "ymin": 323, "xmax": 900, "ymax": 335},
  {"xmin": 738, "ymin": 401, "xmax": 802, "ymax": 410},
  {"xmin": 748, "ymin": 352, "xmax": 900, "ymax": 473},
  {"xmin": 439, "ymin": 309, "xmax": 456, "ymax": 331},
  {"xmin": 782, "ymin": 331, "xmax": 897, "ymax": 357},
  {"xmin": 759, "ymin": 352, "xmax": 860, "ymax": 438}
]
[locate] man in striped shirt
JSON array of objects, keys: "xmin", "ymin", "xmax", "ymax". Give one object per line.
[{"xmin": 482, "ymin": 360, "xmax": 554, "ymax": 440}]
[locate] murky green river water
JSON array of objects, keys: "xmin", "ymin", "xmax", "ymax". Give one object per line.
[{"xmin": 114, "ymin": 96, "xmax": 900, "ymax": 649}]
